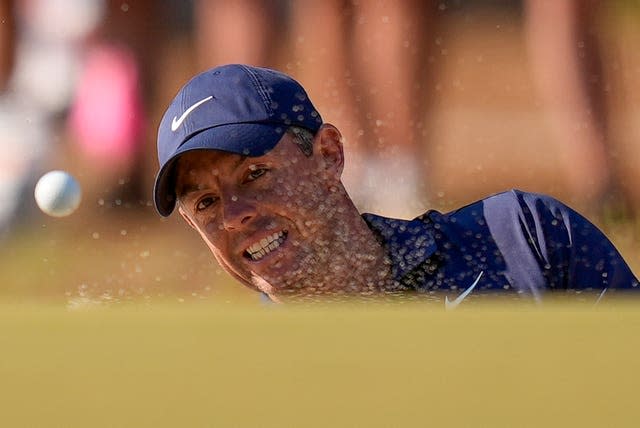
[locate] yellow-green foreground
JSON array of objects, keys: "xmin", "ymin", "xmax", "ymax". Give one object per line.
[{"xmin": 1, "ymin": 300, "xmax": 639, "ymax": 427}]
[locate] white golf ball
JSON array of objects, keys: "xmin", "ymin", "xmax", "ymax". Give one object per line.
[{"xmin": 34, "ymin": 170, "xmax": 82, "ymax": 217}]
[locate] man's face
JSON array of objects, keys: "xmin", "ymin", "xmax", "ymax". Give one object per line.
[{"xmin": 175, "ymin": 128, "xmax": 345, "ymax": 294}]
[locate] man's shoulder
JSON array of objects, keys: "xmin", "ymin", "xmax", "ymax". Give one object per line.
[
  {"xmin": 363, "ymin": 188, "xmax": 574, "ymax": 254},
  {"xmin": 430, "ymin": 189, "xmax": 567, "ymax": 224},
  {"xmin": 416, "ymin": 189, "xmax": 576, "ymax": 249},
  {"xmin": 453, "ymin": 189, "xmax": 562, "ymax": 212}
]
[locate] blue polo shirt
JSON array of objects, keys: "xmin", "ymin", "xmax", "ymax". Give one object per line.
[{"xmin": 363, "ymin": 190, "xmax": 638, "ymax": 297}]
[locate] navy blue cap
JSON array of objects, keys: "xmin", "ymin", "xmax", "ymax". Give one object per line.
[{"xmin": 153, "ymin": 64, "xmax": 323, "ymax": 216}]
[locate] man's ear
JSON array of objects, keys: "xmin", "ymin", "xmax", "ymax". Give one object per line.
[
  {"xmin": 313, "ymin": 123, "xmax": 344, "ymax": 179},
  {"xmin": 178, "ymin": 205, "xmax": 197, "ymax": 230}
]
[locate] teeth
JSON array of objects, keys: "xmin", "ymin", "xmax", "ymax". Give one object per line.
[{"xmin": 247, "ymin": 231, "xmax": 286, "ymax": 261}]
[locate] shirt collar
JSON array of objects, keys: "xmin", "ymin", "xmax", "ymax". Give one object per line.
[{"xmin": 362, "ymin": 213, "xmax": 437, "ymax": 282}]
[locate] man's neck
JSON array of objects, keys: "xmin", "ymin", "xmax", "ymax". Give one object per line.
[
  {"xmin": 277, "ymin": 195, "xmax": 394, "ymax": 298},
  {"xmin": 329, "ymin": 213, "xmax": 393, "ymax": 293}
]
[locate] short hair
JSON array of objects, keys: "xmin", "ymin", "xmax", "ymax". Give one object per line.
[{"xmin": 287, "ymin": 126, "xmax": 314, "ymax": 157}]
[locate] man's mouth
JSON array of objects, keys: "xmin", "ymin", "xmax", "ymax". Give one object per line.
[{"xmin": 244, "ymin": 230, "xmax": 288, "ymax": 261}]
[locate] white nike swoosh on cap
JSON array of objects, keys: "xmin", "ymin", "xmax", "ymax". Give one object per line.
[
  {"xmin": 171, "ymin": 96, "xmax": 213, "ymax": 132},
  {"xmin": 445, "ymin": 271, "xmax": 484, "ymax": 310}
]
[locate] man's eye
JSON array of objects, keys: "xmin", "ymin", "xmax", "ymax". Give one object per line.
[
  {"xmin": 196, "ymin": 196, "xmax": 216, "ymax": 211},
  {"xmin": 246, "ymin": 167, "xmax": 268, "ymax": 181}
]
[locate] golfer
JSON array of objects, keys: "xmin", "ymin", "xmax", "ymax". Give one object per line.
[{"xmin": 154, "ymin": 64, "xmax": 638, "ymax": 302}]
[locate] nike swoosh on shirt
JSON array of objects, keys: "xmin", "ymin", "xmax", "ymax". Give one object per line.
[
  {"xmin": 171, "ymin": 96, "xmax": 213, "ymax": 131},
  {"xmin": 594, "ymin": 287, "xmax": 608, "ymax": 306},
  {"xmin": 445, "ymin": 271, "xmax": 484, "ymax": 310}
]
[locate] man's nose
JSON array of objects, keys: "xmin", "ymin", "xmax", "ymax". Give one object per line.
[{"xmin": 220, "ymin": 193, "xmax": 257, "ymax": 230}]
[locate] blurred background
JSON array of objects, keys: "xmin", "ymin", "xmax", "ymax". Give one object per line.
[{"xmin": 0, "ymin": 0, "xmax": 639, "ymax": 303}]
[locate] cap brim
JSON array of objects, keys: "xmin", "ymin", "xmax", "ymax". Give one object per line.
[{"xmin": 153, "ymin": 122, "xmax": 286, "ymax": 216}]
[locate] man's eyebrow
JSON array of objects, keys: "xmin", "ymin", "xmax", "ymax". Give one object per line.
[
  {"xmin": 176, "ymin": 155, "xmax": 249, "ymax": 198},
  {"xmin": 177, "ymin": 183, "xmax": 201, "ymax": 198}
]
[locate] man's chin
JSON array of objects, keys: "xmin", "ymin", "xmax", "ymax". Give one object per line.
[
  {"xmin": 243, "ymin": 248, "xmax": 310, "ymax": 286},
  {"xmin": 253, "ymin": 270, "xmax": 346, "ymax": 298},
  {"xmin": 250, "ymin": 273, "xmax": 278, "ymax": 296},
  {"xmin": 240, "ymin": 247, "xmax": 331, "ymax": 295},
  {"xmin": 252, "ymin": 272, "xmax": 306, "ymax": 294}
]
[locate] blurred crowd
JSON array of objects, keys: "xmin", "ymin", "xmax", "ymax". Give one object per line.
[{"xmin": 1, "ymin": 0, "xmax": 640, "ymax": 237}]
